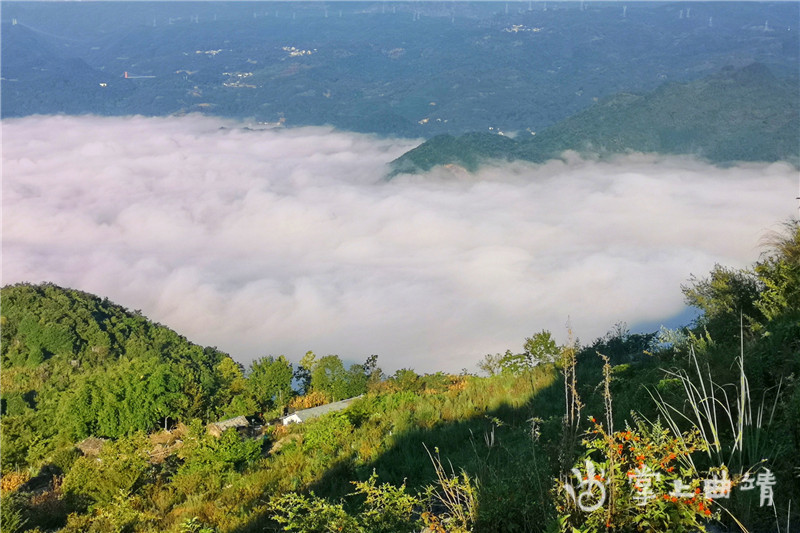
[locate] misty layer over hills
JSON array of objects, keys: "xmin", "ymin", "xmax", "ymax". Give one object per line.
[
  {"xmin": 2, "ymin": 2, "xmax": 799, "ymax": 371},
  {"xmin": 3, "ymin": 115, "xmax": 796, "ymax": 372}
]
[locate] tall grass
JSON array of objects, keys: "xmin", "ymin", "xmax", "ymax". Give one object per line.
[
  {"xmin": 423, "ymin": 444, "xmax": 478, "ymax": 532},
  {"xmin": 559, "ymin": 326, "xmax": 583, "ymax": 475},
  {"xmin": 650, "ymin": 342, "xmax": 782, "ymax": 476}
]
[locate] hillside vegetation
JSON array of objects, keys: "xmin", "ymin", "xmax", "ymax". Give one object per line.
[
  {"xmin": 1, "ymin": 220, "xmax": 798, "ymax": 532},
  {"xmin": 389, "ymin": 64, "xmax": 800, "ymax": 176}
]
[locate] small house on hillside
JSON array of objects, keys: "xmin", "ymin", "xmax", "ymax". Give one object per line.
[
  {"xmin": 207, "ymin": 415, "xmax": 252, "ymax": 437},
  {"xmin": 280, "ymin": 396, "xmax": 362, "ymax": 425}
]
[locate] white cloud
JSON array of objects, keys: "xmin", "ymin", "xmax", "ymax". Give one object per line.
[{"xmin": 2, "ymin": 115, "xmax": 796, "ymax": 373}]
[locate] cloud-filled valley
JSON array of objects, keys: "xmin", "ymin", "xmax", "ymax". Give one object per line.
[{"xmin": 2, "ymin": 114, "xmax": 796, "ymax": 373}]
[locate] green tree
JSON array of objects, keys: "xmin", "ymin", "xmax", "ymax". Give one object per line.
[
  {"xmin": 248, "ymin": 355, "xmax": 293, "ymax": 412},
  {"xmin": 391, "ymin": 368, "xmax": 421, "ymax": 391},
  {"xmin": 364, "ymin": 354, "xmax": 384, "ymax": 389},
  {"xmin": 214, "ymin": 357, "xmax": 257, "ymax": 417},
  {"xmin": 310, "ymin": 355, "xmax": 368, "ymax": 401},
  {"xmin": 477, "ymin": 352, "xmax": 504, "ymax": 376},
  {"xmin": 58, "ymin": 359, "xmax": 183, "ymax": 439},
  {"xmin": 755, "ymin": 219, "xmax": 800, "ymax": 323},
  {"xmin": 310, "ymin": 355, "xmax": 350, "ymax": 401},
  {"xmin": 216, "ymin": 357, "xmax": 248, "ymax": 396},
  {"xmin": 682, "ymin": 265, "xmax": 762, "ymax": 338},
  {"xmin": 294, "ymin": 350, "xmax": 317, "ymax": 395},
  {"xmin": 346, "ymin": 363, "xmax": 369, "ymax": 397},
  {"xmin": 181, "ymin": 426, "xmax": 262, "ymax": 474},
  {"xmin": 523, "ymin": 330, "xmax": 559, "ymax": 366},
  {"xmin": 478, "ymin": 350, "xmax": 529, "ymax": 376}
]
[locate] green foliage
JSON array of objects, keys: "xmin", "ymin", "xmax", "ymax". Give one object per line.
[
  {"xmin": 62, "ymin": 433, "xmax": 150, "ymax": 508},
  {"xmin": 309, "ymin": 355, "xmax": 369, "ymax": 401},
  {"xmin": 753, "ymin": 220, "xmax": 800, "ymax": 348},
  {"xmin": 171, "ymin": 421, "xmax": 263, "ymax": 496},
  {"xmin": 0, "ymin": 413, "xmax": 39, "ymax": 473},
  {"xmin": 423, "ymin": 446, "xmax": 479, "ymax": 532},
  {"xmin": 48, "ymin": 446, "xmax": 81, "ymax": 474},
  {"xmin": 268, "ymin": 492, "xmax": 361, "ymax": 532},
  {"xmin": 59, "ymin": 360, "xmax": 184, "ymax": 439},
  {"xmin": 268, "ymin": 468, "xmax": 473, "ymax": 533},
  {"xmin": 389, "ymin": 368, "xmax": 422, "ymax": 392},
  {"xmin": 476, "ymin": 352, "xmax": 504, "ymax": 376},
  {"xmin": 16, "ymin": 314, "xmax": 75, "ymax": 359},
  {"xmin": 525, "ymin": 330, "xmax": 560, "ymax": 366},
  {"xmin": 0, "ymin": 492, "xmax": 29, "ymax": 533},
  {"xmin": 0, "ymin": 283, "xmax": 237, "ymax": 470},
  {"xmin": 682, "ymin": 265, "xmax": 762, "ymax": 337},
  {"xmin": 180, "ymin": 517, "xmax": 217, "ymax": 533},
  {"xmin": 479, "ymin": 332, "xmax": 561, "ymax": 376},
  {"xmin": 248, "ymin": 355, "xmax": 294, "ymax": 411},
  {"xmin": 221, "ymin": 394, "xmax": 259, "ymax": 420},
  {"xmin": 178, "ymin": 422, "xmax": 262, "ymax": 479},
  {"xmin": 214, "ymin": 357, "xmax": 256, "ymax": 417},
  {"xmin": 2, "ymin": 392, "xmax": 34, "ymax": 416},
  {"xmin": 499, "ymin": 350, "xmax": 529, "ymax": 375},
  {"xmin": 478, "ymin": 350, "xmax": 530, "ymax": 376},
  {"xmin": 61, "ymin": 490, "xmax": 154, "ymax": 533},
  {"xmin": 651, "ymin": 347, "xmax": 785, "ymax": 476},
  {"xmin": 350, "ymin": 473, "xmax": 419, "ymax": 533},
  {"xmin": 390, "ymin": 64, "xmax": 800, "ymax": 176},
  {"xmin": 295, "ymin": 350, "xmax": 317, "ymax": 395},
  {"xmin": 582, "ymin": 323, "xmax": 656, "ymax": 365},
  {"xmin": 302, "ymin": 411, "xmax": 354, "ymax": 455},
  {"xmin": 558, "ymin": 418, "xmax": 713, "ymax": 533}
]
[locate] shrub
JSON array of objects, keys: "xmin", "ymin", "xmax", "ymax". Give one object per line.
[
  {"xmin": 180, "ymin": 516, "xmax": 217, "ymax": 533},
  {"xmin": 422, "ymin": 445, "xmax": 478, "ymax": 533},
  {"xmin": 0, "ymin": 470, "xmax": 30, "ymax": 493},
  {"xmin": 173, "ymin": 424, "xmax": 262, "ymax": 494},
  {"xmin": 302, "ymin": 411, "xmax": 353, "ymax": 455},
  {"xmin": 351, "ymin": 473, "xmax": 419, "ymax": 533},
  {"xmin": 62, "ymin": 434, "xmax": 150, "ymax": 508},
  {"xmin": 268, "ymin": 492, "xmax": 361, "ymax": 532},
  {"xmin": 557, "ymin": 416, "xmax": 718, "ymax": 532},
  {"xmin": 0, "ymin": 491, "xmax": 29, "ymax": 533}
]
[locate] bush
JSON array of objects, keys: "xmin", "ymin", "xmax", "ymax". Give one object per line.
[
  {"xmin": 0, "ymin": 491, "xmax": 29, "ymax": 533},
  {"xmin": 351, "ymin": 473, "xmax": 419, "ymax": 533},
  {"xmin": 302, "ymin": 412, "xmax": 353, "ymax": 455},
  {"xmin": 268, "ymin": 492, "xmax": 361, "ymax": 532},
  {"xmin": 62, "ymin": 434, "xmax": 150, "ymax": 508},
  {"xmin": 557, "ymin": 417, "xmax": 714, "ymax": 532},
  {"xmin": 173, "ymin": 424, "xmax": 262, "ymax": 495}
]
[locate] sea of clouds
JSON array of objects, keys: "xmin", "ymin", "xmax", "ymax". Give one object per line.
[{"xmin": 3, "ymin": 114, "xmax": 796, "ymax": 373}]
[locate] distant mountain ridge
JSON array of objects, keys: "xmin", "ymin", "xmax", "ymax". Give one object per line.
[
  {"xmin": 388, "ymin": 63, "xmax": 800, "ymax": 176},
  {"xmin": 3, "ymin": 2, "xmax": 798, "ymax": 136}
]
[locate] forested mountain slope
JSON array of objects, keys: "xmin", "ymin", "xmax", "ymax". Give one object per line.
[
  {"xmin": 1, "ymin": 283, "xmax": 233, "ymax": 456},
  {"xmin": 389, "ymin": 63, "xmax": 800, "ymax": 175}
]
